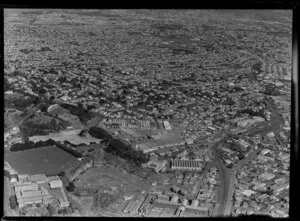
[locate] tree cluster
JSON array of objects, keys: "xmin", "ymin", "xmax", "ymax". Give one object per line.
[
  {"xmin": 60, "ymin": 103, "xmax": 95, "ymax": 123},
  {"xmin": 5, "ymin": 93, "xmax": 37, "ymax": 111},
  {"xmin": 57, "ymin": 207, "xmax": 73, "ymax": 215},
  {"xmin": 222, "ymin": 97, "xmax": 235, "ymax": 106},
  {"xmin": 54, "ymin": 142, "xmax": 83, "ymax": 158},
  {"xmin": 9, "ymin": 195, "xmax": 18, "ymax": 209},
  {"xmin": 88, "ymin": 127, "xmax": 113, "ymax": 141},
  {"xmin": 4, "ymin": 77, "xmax": 12, "ymax": 91},
  {"xmin": 106, "ymin": 138, "xmax": 149, "ymax": 167},
  {"xmin": 261, "ymin": 84, "xmax": 281, "ymax": 96},
  {"xmin": 89, "ymin": 127, "xmax": 149, "ymax": 167},
  {"xmin": 10, "ymin": 139, "xmax": 56, "ymax": 152},
  {"xmin": 20, "ymin": 48, "xmax": 34, "ymax": 54},
  {"xmin": 92, "ymin": 192, "xmax": 118, "ymax": 212},
  {"xmin": 237, "ymin": 108, "xmax": 265, "ymax": 118},
  {"xmin": 66, "ymin": 181, "xmax": 75, "ymax": 192},
  {"xmin": 46, "ymin": 205, "xmax": 56, "ymax": 216},
  {"xmin": 20, "ymin": 118, "xmax": 69, "ymax": 137}
]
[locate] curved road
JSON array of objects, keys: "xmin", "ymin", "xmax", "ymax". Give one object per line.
[{"xmin": 211, "ymin": 140, "xmax": 232, "ymax": 217}]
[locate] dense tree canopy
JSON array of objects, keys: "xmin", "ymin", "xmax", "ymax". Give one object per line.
[
  {"xmin": 60, "ymin": 103, "xmax": 95, "ymax": 123},
  {"xmin": 66, "ymin": 182, "xmax": 75, "ymax": 192},
  {"xmin": 10, "ymin": 139, "xmax": 56, "ymax": 152},
  {"xmin": 9, "ymin": 195, "xmax": 17, "ymax": 209},
  {"xmin": 88, "ymin": 127, "xmax": 113, "ymax": 141},
  {"xmin": 106, "ymin": 138, "xmax": 149, "ymax": 167}
]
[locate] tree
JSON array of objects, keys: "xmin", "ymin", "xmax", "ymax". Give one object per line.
[
  {"xmin": 4, "ymin": 78, "xmax": 12, "ymax": 91},
  {"xmin": 65, "ymin": 207, "xmax": 72, "ymax": 214},
  {"xmin": 38, "ymin": 87, "xmax": 47, "ymax": 94},
  {"xmin": 58, "ymin": 171, "xmax": 65, "ymax": 178},
  {"xmin": 66, "ymin": 182, "xmax": 75, "ymax": 192},
  {"xmin": 88, "ymin": 127, "xmax": 113, "ymax": 141},
  {"xmin": 87, "ymin": 104, "xmax": 96, "ymax": 110},
  {"xmin": 40, "ymin": 103, "xmax": 49, "ymax": 112},
  {"xmin": 78, "ymin": 130, "xmax": 86, "ymax": 137}
]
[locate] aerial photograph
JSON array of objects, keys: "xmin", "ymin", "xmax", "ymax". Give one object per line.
[{"xmin": 4, "ymin": 9, "xmax": 291, "ymax": 217}]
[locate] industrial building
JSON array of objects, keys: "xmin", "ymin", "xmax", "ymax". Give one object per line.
[
  {"xmin": 13, "ymin": 174, "xmax": 69, "ymax": 209},
  {"xmin": 49, "ymin": 176, "xmax": 63, "ymax": 189},
  {"xmin": 170, "ymin": 160, "xmax": 204, "ymax": 171},
  {"xmin": 15, "ymin": 185, "xmax": 53, "ymax": 208}
]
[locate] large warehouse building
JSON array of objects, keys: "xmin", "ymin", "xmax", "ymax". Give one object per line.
[{"xmin": 170, "ymin": 160, "xmax": 204, "ymax": 171}]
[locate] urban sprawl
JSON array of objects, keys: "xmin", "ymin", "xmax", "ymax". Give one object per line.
[{"xmin": 4, "ymin": 9, "xmax": 291, "ymax": 217}]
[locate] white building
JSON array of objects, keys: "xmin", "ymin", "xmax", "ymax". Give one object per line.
[
  {"xmin": 191, "ymin": 199, "xmax": 199, "ymax": 207},
  {"xmin": 49, "ymin": 180, "xmax": 63, "ymax": 189},
  {"xmin": 163, "ymin": 120, "xmax": 172, "ymax": 130},
  {"xmin": 171, "ymin": 195, "xmax": 179, "ymax": 203}
]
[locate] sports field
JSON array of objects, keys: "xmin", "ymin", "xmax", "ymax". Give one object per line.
[{"xmin": 5, "ymin": 146, "xmax": 78, "ymax": 175}]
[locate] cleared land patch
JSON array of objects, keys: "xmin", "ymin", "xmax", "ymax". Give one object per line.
[{"xmin": 29, "ymin": 129, "xmax": 101, "ymax": 145}]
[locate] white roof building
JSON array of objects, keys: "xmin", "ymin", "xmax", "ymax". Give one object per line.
[
  {"xmin": 163, "ymin": 120, "xmax": 172, "ymax": 130},
  {"xmin": 49, "ymin": 180, "xmax": 63, "ymax": 189},
  {"xmin": 242, "ymin": 189, "xmax": 256, "ymax": 197}
]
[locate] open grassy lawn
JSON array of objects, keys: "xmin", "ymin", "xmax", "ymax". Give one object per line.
[
  {"xmin": 5, "ymin": 146, "xmax": 78, "ymax": 175},
  {"xmin": 75, "ymin": 166, "xmax": 152, "ymax": 194}
]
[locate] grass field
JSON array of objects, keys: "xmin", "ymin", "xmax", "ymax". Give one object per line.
[
  {"xmin": 5, "ymin": 146, "xmax": 78, "ymax": 175},
  {"xmin": 75, "ymin": 166, "xmax": 152, "ymax": 194}
]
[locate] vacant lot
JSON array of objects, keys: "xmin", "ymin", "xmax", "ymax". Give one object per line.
[
  {"xmin": 5, "ymin": 146, "xmax": 78, "ymax": 175},
  {"xmin": 75, "ymin": 166, "xmax": 152, "ymax": 194}
]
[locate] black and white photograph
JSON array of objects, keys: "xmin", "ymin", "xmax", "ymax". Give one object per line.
[{"xmin": 3, "ymin": 8, "xmax": 293, "ymax": 217}]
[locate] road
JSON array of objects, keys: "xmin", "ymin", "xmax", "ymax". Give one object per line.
[
  {"xmin": 210, "ymin": 128, "xmax": 273, "ymax": 217},
  {"xmin": 209, "ymin": 110, "xmax": 279, "ymax": 217},
  {"xmin": 210, "ymin": 140, "xmax": 232, "ymax": 217},
  {"xmin": 195, "ymin": 134, "xmax": 232, "ymax": 217}
]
